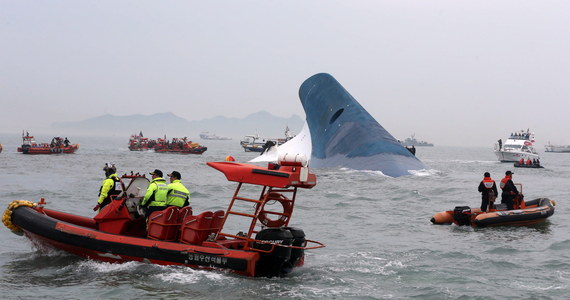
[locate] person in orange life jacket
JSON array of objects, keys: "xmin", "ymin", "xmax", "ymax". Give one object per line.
[
  {"xmin": 526, "ymin": 159, "xmax": 532, "ymax": 165},
  {"xmin": 500, "ymin": 170, "xmax": 519, "ymax": 210},
  {"xmin": 478, "ymin": 172, "xmax": 498, "ymax": 212},
  {"xmin": 519, "ymin": 158, "xmax": 524, "ymax": 165},
  {"xmin": 94, "ymin": 163, "xmax": 124, "ymax": 212}
]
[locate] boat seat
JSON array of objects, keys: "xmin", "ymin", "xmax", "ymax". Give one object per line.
[
  {"xmin": 147, "ymin": 206, "xmax": 180, "ymax": 241},
  {"xmin": 178, "ymin": 206, "xmax": 193, "ymax": 223},
  {"xmin": 179, "ymin": 211, "xmax": 213, "ymax": 245},
  {"xmin": 207, "ymin": 210, "xmax": 226, "ymax": 241}
]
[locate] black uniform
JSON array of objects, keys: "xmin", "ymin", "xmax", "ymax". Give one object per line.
[
  {"xmin": 478, "ymin": 178, "xmax": 498, "ymax": 211},
  {"xmin": 501, "ymin": 177, "xmax": 519, "ymax": 210}
]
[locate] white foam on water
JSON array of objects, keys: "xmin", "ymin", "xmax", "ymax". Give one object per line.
[
  {"xmin": 154, "ymin": 266, "xmax": 234, "ymax": 284},
  {"xmin": 76, "ymin": 260, "xmax": 140, "ymax": 273},
  {"xmin": 409, "ymin": 168, "xmax": 439, "ymax": 176}
]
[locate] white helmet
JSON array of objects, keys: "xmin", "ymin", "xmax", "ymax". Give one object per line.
[{"xmin": 103, "ymin": 162, "xmax": 116, "ymax": 173}]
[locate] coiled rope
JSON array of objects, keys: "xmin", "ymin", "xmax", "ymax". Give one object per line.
[{"xmin": 2, "ymin": 200, "xmax": 36, "ymax": 233}]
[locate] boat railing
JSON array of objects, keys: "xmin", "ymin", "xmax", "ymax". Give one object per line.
[
  {"xmin": 214, "ymin": 183, "xmax": 302, "ymax": 249},
  {"xmin": 249, "ymin": 239, "xmax": 326, "ymax": 254}
]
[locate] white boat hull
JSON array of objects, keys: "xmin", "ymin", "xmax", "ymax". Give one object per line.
[
  {"xmin": 495, "ymin": 150, "xmax": 539, "ymax": 162},
  {"xmin": 545, "ymin": 145, "xmax": 570, "ymax": 153}
]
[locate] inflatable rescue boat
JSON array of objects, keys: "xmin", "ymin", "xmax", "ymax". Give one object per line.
[
  {"xmin": 431, "ymin": 196, "xmax": 555, "ymax": 227},
  {"xmin": 153, "ymin": 137, "xmax": 207, "ymax": 154},
  {"xmin": 17, "ymin": 133, "xmax": 79, "ymax": 154},
  {"xmin": 2, "ymin": 156, "xmax": 324, "ymax": 277}
]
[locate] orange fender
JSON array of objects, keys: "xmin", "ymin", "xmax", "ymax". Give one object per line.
[{"xmin": 431, "ymin": 211, "xmax": 454, "ymax": 224}]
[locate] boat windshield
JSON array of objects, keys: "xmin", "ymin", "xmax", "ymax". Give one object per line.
[
  {"xmin": 503, "ymin": 145, "xmax": 520, "ymax": 151},
  {"xmin": 241, "ymin": 136, "xmax": 256, "ymax": 143}
]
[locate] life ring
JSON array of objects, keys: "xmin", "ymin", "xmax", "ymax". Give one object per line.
[{"xmin": 257, "ymin": 192, "xmax": 292, "ymax": 227}]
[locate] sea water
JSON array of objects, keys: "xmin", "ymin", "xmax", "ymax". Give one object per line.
[{"xmin": 1, "ymin": 136, "xmax": 570, "ymax": 299}]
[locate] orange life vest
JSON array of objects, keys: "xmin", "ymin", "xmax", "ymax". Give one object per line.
[
  {"xmin": 500, "ymin": 176, "xmax": 511, "ymax": 190},
  {"xmin": 482, "ymin": 177, "xmax": 495, "ymax": 189}
]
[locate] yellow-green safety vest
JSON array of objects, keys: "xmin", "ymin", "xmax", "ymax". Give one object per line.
[
  {"xmin": 141, "ymin": 178, "xmax": 168, "ymax": 207},
  {"xmin": 166, "ymin": 180, "xmax": 190, "ymax": 207}
]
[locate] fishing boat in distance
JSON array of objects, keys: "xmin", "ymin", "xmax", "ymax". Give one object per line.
[
  {"xmin": 128, "ymin": 132, "xmax": 156, "ymax": 151},
  {"xmin": 431, "ymin": 189, "xmax": 555, "ymax": 227},
  {"xmin": 240, "ymin": 127, "xmax": 294, "ymax": 152},
  {"xmin": 17, "ymin": 131, "xmax": 79, "ymax": 154},
  {"xmin": 200, "ymin": 131, "xmax": 231, "ymax": 140},
  {"xmin": 545, "ymin": 143, "xmax": 570, "ymax": 153},
  {"xmin": 154, "ymin": 137, "xmax": 207, "ymax": 154},
  {"xmin": 400, "ymin": 134, "xmax": 433, "ymax": 147},
  {"xmin": 3, "ymin": 155, "xmax": 324, "ymax": 277},
  {"xmin": 494, "ymin": 129, "xmax": 539, "ymax": 162}
]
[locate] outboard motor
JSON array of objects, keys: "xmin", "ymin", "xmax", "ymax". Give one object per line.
[
  {"xmin": 281, "ymin": 227, "xmax": 306, "ymax": 273},
  {"xmin": 253, "ymin": 228, "xmax": 293, "ymax": 277},
  {"xmin": 453, "ymin": 206, "xmax": 472, "ymax": 226}
]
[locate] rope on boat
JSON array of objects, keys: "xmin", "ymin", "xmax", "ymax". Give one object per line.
[{"xmin": 2, "ymin": 200, "xmax": 36, "ymax": 233}]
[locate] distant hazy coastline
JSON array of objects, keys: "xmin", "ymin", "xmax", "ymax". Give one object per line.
[{"xmin": 7, "ymin": 110, "xmax": 304, "ymax": 141}]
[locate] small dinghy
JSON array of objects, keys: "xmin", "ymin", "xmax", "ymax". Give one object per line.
[
  {"xmin": 431, "ymin": 197, "xmax": 555, "ymax": 227},
  {"xmin": 513, "ymin": 162, "xmax": 544, "ymax": 168}
]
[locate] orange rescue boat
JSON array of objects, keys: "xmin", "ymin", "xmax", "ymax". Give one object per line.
[{"xmin": 431, "ymin": 195, "xmax": 555, "ymax": 227}]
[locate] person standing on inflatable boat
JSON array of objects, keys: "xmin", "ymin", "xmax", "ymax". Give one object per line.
[
  {"xmin": 500, "ymin": 170, "xmax": 519, "ymax": 210},
  {"xmin": 93, "ymin": 163, "xmax": 124, "ymax": 212},
  {"xmin": 478, "ymin": 172, "xmax": 498, "ymax": 212}
]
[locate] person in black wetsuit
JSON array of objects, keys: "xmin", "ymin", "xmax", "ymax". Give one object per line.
[{"xmin": 260, "ymin": 140, "xmax": 276, "ymax": 155}]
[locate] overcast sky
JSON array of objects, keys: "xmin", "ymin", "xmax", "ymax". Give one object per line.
[{"xmin": 1, "ymin": 1, "xmax": 569, "ymax": 146}]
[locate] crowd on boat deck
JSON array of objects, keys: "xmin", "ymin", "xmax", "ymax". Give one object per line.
[
  {"xmin": 479, "ymin": 170, "xmax": 520, "ymax": 211},
  {"xmin": 510, "ymin": 132, "xmax": 531, "ymax": 139},
  {"xmin": 94, "ymin": 164, "xmax": 191, "ymax": 218},
  {"xmin": 49, "ymin": 137, "xmax": 71, "ymax": 148},
  {"xmin": 518, "ymin": 158, "xmax": 541, "ymax": 166},
  {"xmin": 157, "ymin": 137, "xmax": 194, "ymax": 150}
]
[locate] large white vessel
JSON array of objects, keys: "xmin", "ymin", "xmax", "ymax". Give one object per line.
[
  {"xmin": 199, "ymin": 131, "xmax": 231, "ymax": 140},
  {"xmin": 494, "ymin": 129, "xmax": 539, "ymax": 162},
  {"xmin": 545, "ymin": 144, "xmax": 570, "ymax": 153}
]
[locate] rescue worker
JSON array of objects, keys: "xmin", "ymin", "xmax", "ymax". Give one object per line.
[
  {"xmin": 140, "ymin": 169, "xmax": 168, "ymax": 217},
  {"xmin": 500, "ymin": 170, "xmax": 519, "ymax": 210},
  {"xmin": 478, "ymin": 172, "xmax": 498, "ymax": 212},
  {"xmin": 93, "ymin": 163, "xmax": 124, "ymax": 212},
  {"xmin": 166, "ymin": 171, "xmax": 190, "ymax": 208}
]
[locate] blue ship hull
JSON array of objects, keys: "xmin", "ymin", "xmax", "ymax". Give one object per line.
[{"xmin": 299, "ymin": 73, "xmax": 426, "ymax": 177}]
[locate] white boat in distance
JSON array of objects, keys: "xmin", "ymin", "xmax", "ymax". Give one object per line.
[
  {"xmin": 199, "ymin": 132, "xmax": 231, "ymax": 140},
  {"xmin": 240, "ymin": 127, "xmax": 294, "ymax": 152},
  {"xmin": 495, "ymin": 129, "xmax": 539, "ymax": 162},
  {"xmin": 545, "ymin": 144, "xmax": 570, "ymax": 153}
]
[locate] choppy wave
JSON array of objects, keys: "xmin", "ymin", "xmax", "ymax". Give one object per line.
[{"xmin": 2, "ymin": 142, "xmax": 570, "ymax": 298}]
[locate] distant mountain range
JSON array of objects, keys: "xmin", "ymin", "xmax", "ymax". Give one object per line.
[{"xmin": 51, "ymin": 111, "xmax": 305, "ymax": 139}]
